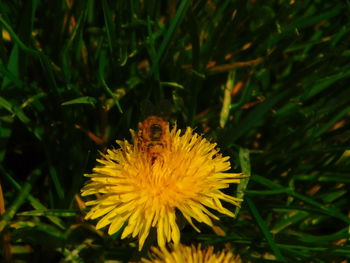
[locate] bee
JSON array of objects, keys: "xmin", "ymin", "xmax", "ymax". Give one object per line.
[
  {"xmin": 137, "ymin": 99, "xmax": 172, "ymax": 164},
  {"xmin": 138, "ymin": 115, "xmax": 170, "ymax": 164}
]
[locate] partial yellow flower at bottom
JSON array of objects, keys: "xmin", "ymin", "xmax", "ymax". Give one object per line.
[
  {"xmin": 140, "ymin": 244, "xmax": 242, "ymax": 263},
  {"xmin": 81, "ymin": 118, "xmax": 243, "ymax": 250}
]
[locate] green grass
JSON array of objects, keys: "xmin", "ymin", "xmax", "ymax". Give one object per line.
[{"xmin": 1, "ymin": 0, "xmax": 350, "ymax": 262}]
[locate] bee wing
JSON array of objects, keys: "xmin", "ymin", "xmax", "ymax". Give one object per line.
[
  {"xmin": 140, "ymin": 99, "xmax": 172, "ymax": 120},
  {"xmin": 157, "ymin": 99, "xmax": 172, "ymax": 119},
  {"xmin": 140, "ymin": 99, "xmax": 156, "ymax": 120}
]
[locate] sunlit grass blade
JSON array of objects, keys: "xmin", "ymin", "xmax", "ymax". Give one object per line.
[
  {"xmin": 18, "ymin": 209, "xmax": 80, "ymax": 217},
  {"xmin": 0, "ymin": 96, "xmax": 30, "ymax": 124},
  {"xmin": 61, "ymin": 96, "xmax": 97, "ymax": 106},
  {"xmin": 0, "ymin": 14, "xmax": 39, "ymax": 56},
  {"xmin": 220, "ymin": 71, "xmax": 235, "ymax": 128},
  {"xmin": 234, "ymin": 147, "xmax": 251, "ymax": 217}
]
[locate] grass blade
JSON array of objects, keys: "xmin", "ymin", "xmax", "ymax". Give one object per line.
[
  {"xmin": 151, "ymin": 0, "xmax": 191, "ymax": 77},
  {"xmin": 61, "ymin": 96, "xmax": 97, "ymax": 106},
  {"xmin": 246, "ymin": 196, "xmax": 286, "ymax": 262},
  {"xmin": 234, "ymin": 147, "xmax": 251, "ymax": 217},
  {"xmin": 0, "ymin": 169, "xmax": 40, "ymax": 232},
  {"xmin": 2, "ymin": 167, "xmax": 65, "ymax": 229}
]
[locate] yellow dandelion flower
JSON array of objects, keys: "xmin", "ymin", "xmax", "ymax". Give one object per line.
[
  {"xmin": 140, "ymin": 244, "xmax": 242, "ymax": 263},
  {"xmin": 81, "ymin": 117, "xmax": 243, "ymax": 250}
]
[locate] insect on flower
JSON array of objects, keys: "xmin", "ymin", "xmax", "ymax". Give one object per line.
[
  {"xmin": 137, "ymin": 115, "xmax": 171, "ymax": 164},
  {"xmin": 81, "ymin": 98, "xmax": 245, "ymax": 250},
  {"xmin": 137, "ymin": 99, "xmax": 172, "ymax": 164}
]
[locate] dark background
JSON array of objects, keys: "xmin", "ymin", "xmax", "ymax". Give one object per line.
[{"xmin": 1, "ymin": 0, "xmax": 350, "ymax": 262}]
